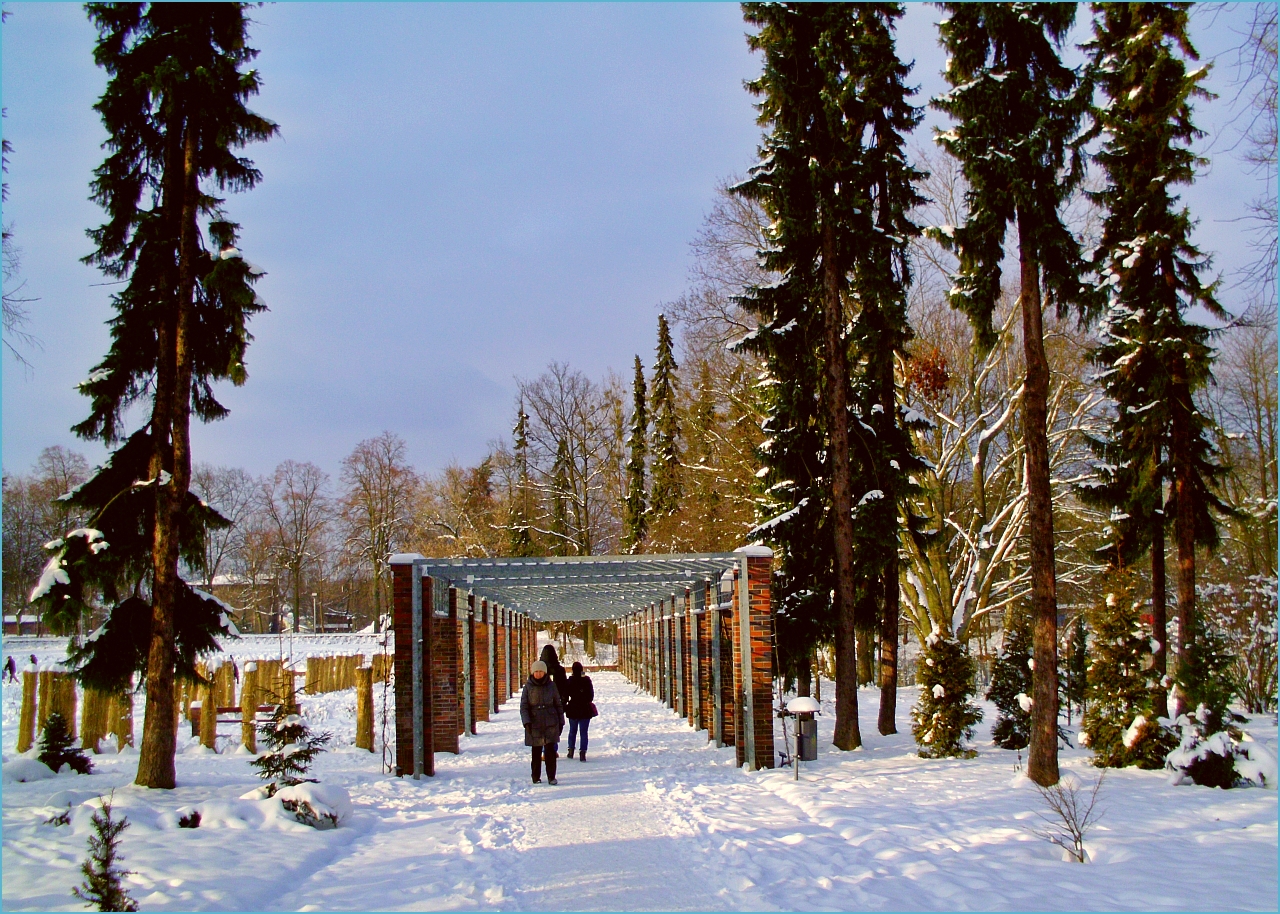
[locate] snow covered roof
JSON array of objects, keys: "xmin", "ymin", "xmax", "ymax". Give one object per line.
[{"xmin": 407, "ymin": 551, "xmax": 766, "ymax": 622}]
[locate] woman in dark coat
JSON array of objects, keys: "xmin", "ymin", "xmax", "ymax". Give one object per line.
[
  {"xmin": 520, "ymin": 660, "xmax": 564, "ymax": 784},
  {"xmin": 539, "ymin": 643, "xmax": 569, "ymax": 699},
  {"xmin": 564, "ymin": 661, "xmax": 595, "ymax": 761}
]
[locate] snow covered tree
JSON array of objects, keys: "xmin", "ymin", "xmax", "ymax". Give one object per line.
[
  {"xmin": 250, "ymin": 705, "xmax": 331, "ymax": 797},
  {"xmin": 1082, "ymin": 2, "xmax": 1232, "ymax": 720},
  {"xmin": 649, "ymin": 315, "xmax": 681, "ymax": 520},
  {"xmin": 1080, "ymin": 572, "xmax": 1172, "ymax": 770},
  {"xmin": 911, "ymin": 627, "xmax": 983, "ymax": 759},
  {"xmin": 987, "ymin": 613, "xmax": 1033, "ymax": 750},
  {"xmin": 737, "ymin": 2, "xmax": 926, "ymax": 750},
  {"xmin": 622, "ymin": 356, "xmax": 648, "ymax": 552},
  {"xmin": 1166, "ymin": 618, "xmax": 1251, "ymax": 788},
  {"xmin": 54, "ymin": 3, "xmax": 277, "ymax": 790},
  {"xmin": 932, "ymin": 2, "xmax": 1091, "ymax": 786},
  {"xmin": 548, "ymin": 438, "xmax": 574, "ymax": 555},
  {"xmin": 72, "ymin": 797, "xmax": 137, "ymax": 912},
  {"xmin": 37, "ymin": 712, "xmax": 93, "ymax": 775}
]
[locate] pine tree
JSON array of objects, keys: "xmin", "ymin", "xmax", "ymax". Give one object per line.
[
  {"xmin": 49, "ymin": 4, "xmax": 277, "ymax": 790},
  {"xmin": 72, "ymin": 796, "xmax": 137, "ymax": 912},
  {"xmin": 508, "ymin": 401, "xmax": 536, "ymax": 557},
  {"xmin": 1081, "ymin": 2, "xmax": 1232, "ymax": 720},
  {"xmin": 932, "ymin": 2, "xmax": 1091, "ymax": 786},
  {"xmin": 1064, "ymin": 612, "xmax": 1089, "ymax": 723},
  {"xmin": 37, "ymin": 712, "xmax": 93, "ymax": 775},
  {"xmin": 1080, "ymin": 572, "xmax": 1172, "ymax": 770},
  {"xmin": 649, "ymin": 315, "xmax": 681, "ymax": 520},
  {"xmin": 622, "ymin": 356, "xmax": 649, "ymax": 552},
  {"xmin": 987, "ymin": 614, "xmax": 1033, "ymax": 750},
  {"xmin": 249, "ymin": 704, "xmax": 331, "ymax": 797},
  {"xmin": 1166, "ymin": 618, "xmax": 1250, "ymax": 788},
  {"xmin": 911, "ymin": 628, "xmax": 983, "ymax": 759}
]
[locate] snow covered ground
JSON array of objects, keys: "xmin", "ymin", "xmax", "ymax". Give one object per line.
[{"xmin": 3, "ymin": 637, "xmax": 1276, "ymax": 911}]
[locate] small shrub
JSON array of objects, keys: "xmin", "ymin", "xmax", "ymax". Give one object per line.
[
  {"xmin": 38, "ymin": 712, "xmax": 93, "ymax": 775},
  {"xmin": 987, "ymin": 615, "xmax": 1032, "ymax": 750},
  {"xmin": 912, "ymin": 627, "xmax": 983, "ymax": 759},
  {"xmin": 71, "ymin": 794, "xmax": 137, "ymax": 912},
  {"xmin": 280, "ymin": 797, "xmax": 338, "ymax": 830},
  {"xmin": 249, "ymin": 705, "xmax": 331, "ymax": 797},
  {"xmin": 45, "ymin": 804, "xmax": 72, "ymax": 827},
  {"xmin": 177, "ymin": 810, "xmax": 201, "ymax": 829},
  {"xmin": 1167, "ymin": 623, "xmax": 1253, "ymax": 788},
  {"xmin": 1030, "ymin": 772, "xmax": 1106, "ymax": 863}
]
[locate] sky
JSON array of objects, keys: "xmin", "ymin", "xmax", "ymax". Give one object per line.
[{"xmin": 2, "ymin": 2, "xmax": 1269, "ymax": 484}]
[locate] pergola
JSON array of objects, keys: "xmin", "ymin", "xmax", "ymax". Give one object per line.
[
  {"xmin": 410, "ymin": 552, "xmax": 748, "ymax": 622},
  {"xmin": 389, "ymin": 547, "xmax": 775, "ymax": 780}
]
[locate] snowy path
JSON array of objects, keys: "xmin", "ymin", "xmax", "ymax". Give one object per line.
[{"xmin": 4, "ymin": 669, "xmax": 1277, "ymax": 911}]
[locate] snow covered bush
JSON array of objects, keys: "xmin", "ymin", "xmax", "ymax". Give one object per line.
[
  {"xmin": 249, "ymin": 705, "xmax": 331, "ymax": 797},
  {"xmin": 1081, "ymin": 578, "xmax": 1173, "ymax": 770},
  {"xmin": 911, "ymin": 627, "xmax": 982, "ymax": 758},
  {"xmin": 38, "ymin": 712, "xmax": 93, "ymax": 775},
  {"xmin": 1166, "ymin": 624, "xmax": 1256, "ymax": 788},
  {"xmin": 276, "ymin": 783, "xmax": 352, "ymax": 830},
  {"xmin": 987, "ymin": 614, "xmax": 1032, "ymax": 749}
]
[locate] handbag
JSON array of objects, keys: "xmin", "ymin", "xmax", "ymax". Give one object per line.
[{"xmin": 589, "ymin": 701, "xmax": 599, "ymax": 718}]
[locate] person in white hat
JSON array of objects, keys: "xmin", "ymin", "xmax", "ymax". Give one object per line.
[{"xmin": 521, "ymin": 659, "xmax": 565, "ymax": 784}]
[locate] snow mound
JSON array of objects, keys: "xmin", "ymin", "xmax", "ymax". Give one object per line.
[
  {"xmin": 2, "ymin": 758, "xmax": 56, "ymax": 783},
  {"xmin": 276, "ymin": 782, "xmax": 352, "ymax": 829},
  {"xmin": 786, "ymin": 696, "xmax": 820, "ymax": 714}
]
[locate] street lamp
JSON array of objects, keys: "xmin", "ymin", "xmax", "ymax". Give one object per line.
[{"xmin": 312, "ymin": 593, "xmax": 318, "ymax": 633}]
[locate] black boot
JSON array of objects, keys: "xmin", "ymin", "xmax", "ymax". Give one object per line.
[{"xmin": 579, "ymin": 749, "xmax": 586, "ymax": 762}]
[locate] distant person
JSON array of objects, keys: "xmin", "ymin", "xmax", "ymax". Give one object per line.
[
  {"xmin": 3, "ymin": 656, "xmax": 16, "ymax": 683},
  {"xmin": 521, "ymin": 659, "xmax": 564, "ymax": 785},
  {"xmin": 539, "ymin": 643, "xmax": 568, "ymax": 698},
  {"xmin": 564, "ymin": 661, "xmax": 596, "ymax": 762},
  {"xmin": 28, "ymin": 654, "xmax": 38, "ymax": 670}
]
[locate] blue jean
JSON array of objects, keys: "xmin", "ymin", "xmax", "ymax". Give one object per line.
[{"xmin": 567, "ymin": 717, "xmax": 590, "ymax": 754}]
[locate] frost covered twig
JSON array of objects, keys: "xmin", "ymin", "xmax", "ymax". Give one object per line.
[{"xmin": 1030, "ymin": 771, "xmax": 1106, "ymax": 863}]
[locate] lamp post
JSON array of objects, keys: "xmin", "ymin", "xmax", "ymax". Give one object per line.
[{"xmin": 312, "ymin": 592, "xmax": 319, "ymax": 633}]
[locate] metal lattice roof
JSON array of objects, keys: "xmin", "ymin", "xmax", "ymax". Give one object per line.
[{"xmin": 391, "ymin": 551, "xmax": 770, "ymax": 621}]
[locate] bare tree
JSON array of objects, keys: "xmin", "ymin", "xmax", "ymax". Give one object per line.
[
  {"xmin": 339, "ymin": 433, "xmax": 417, "ymax": 629},
  {"xmin": 189, "ymin": 464, "xmax": 257, "ymax": 588},
  {"xmin": 260, "ymin": 461, "xmax": 331, "ymax": 633}
]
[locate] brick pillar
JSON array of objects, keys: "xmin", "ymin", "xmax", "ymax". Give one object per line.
[
  {"xmin": 666, "ymin": 601, "xmax": 676, "ymax": 710},
  {"xmin": 472, "ymin": 596, "xmax": 490, "ymax": 723},
  {"xmin": 452, "ymin": 587, "xmax": 470, "ymax": 737},
  {"xmin": 508, "ymin": 612, "xmax": 518, "ymax": 697},
  {"xmin": 488, "ymin": 601, "xmax": 499, "ymax": 714},
  {"xmin": 495, "ymin": 607, "xmax": 508, "ymax": 706},
  {"xmin": 391, "ymin": 555, "xmax": 433, "ymax": 777},
  {"xmin": 720, "ymin": 586, "xmax": 737, "ymax": 749},
  {"xmin": 737, "ymin": 547, "xmax": 774, "ymax": 771},
  {"xmin": 684, "ymin": 587, "xmax": 695, "ymax": 726},
  {"xmin": 433, "ymin": 582, "xmax": 460, "ymax": 754},
  {"xmin": 699, "ymin": 581, "xmax": 714, "ymax": 737}
]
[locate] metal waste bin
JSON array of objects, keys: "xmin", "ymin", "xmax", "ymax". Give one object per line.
[{"xmin": 796, "ymin": 713, "xmax": 818, "ymax": 761}]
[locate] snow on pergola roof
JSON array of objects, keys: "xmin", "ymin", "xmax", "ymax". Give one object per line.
[{"xmin": 390, "ymin": 549, "xmax": 770, "ymax": 622}]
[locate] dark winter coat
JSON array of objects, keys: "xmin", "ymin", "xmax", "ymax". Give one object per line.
[
  {"xmin": 564, "ymin": 673, "xmax": 595, "ymax": 720},
  {"xmin": 520, "ymin": 675, "xmax": 564, "ymax": 747},
  {"xmin": 539, "ymin": 644, "xmax": 569, "ymax": 698}
]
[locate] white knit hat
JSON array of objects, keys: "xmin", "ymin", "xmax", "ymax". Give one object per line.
[{"xmin": 531, "ymin": 660, "xmax": 548, "ymax": 675}]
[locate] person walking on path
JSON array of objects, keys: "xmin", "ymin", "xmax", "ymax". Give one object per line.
[
  {"xmin": 539, "ymin": 643, "xmax": 569, "ymax": 698},
  {"xmin": 3, "ymin": 655, "xmax": 16, "ymax": 683},
  {"xmin": 564, "ymin": 661, "xmax": 595, "ymax": 761},
  {"xmin": 521, "ymin": 659, "xmax": 565, "ymax": 785}
]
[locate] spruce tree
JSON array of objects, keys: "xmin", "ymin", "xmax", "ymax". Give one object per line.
[
  {"xmin": 737, "ymin": 2, "xmax": 925, "ymax": 750},
  {"xmin": 911, "ymin": 628, "xmax": 983, "ymax": 759},
  {"xmin": 932, "ymin": 2, "xmax": 1091, "ymax": 786},
  {"xmin": 1082, "ymin": 2, "xmax": 1231, "ymax": 719},
  {"xmin": 548, "ymin": 438, "xmax": 573, "ymax": 556},
  {"xmin": 649, "ymin": 315, "xmax": 682, "ymax": 520},
  {"xmin": 1080, "ymin": 572, "xmax": 1172, "ymax": 770},
  {"xmin": 508, "ymin": 401, "xmax": 535, "ymax": 557},
  {"xmin": 50, "ymin": 4, "xmax": 277, "ymax": 790},
  {"xmin": 1064, "ymin": 612, "xmax": 1088, "ymax": 723},
  {"xmin": 623, "ymin": 356, "xmax": 649, "ymax": 552},
  {"xmin": 987, "ymin": 614, "xmax": 1033, "ymax": 750},
  {"xmin": 1166, "ymin": 617, "xmax": 1249, "ymax": 788},
  {"xmin": 37, "ymin": 712, "xmax": 93, "ymax": 775},
  {"xmin": 249, "ymin": 705, "xmax": 331, "ymax": 796},
  {"xmin": 72, "ymin": 796, "xmax": 137, "ymax": 912}
]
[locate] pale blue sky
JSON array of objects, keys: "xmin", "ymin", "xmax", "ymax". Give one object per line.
[{"xmin": 2, "ymin": 2, "xmax": 1266, "ymax": 481}]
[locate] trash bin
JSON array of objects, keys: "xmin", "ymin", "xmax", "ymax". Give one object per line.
[{"xmin": 786, "ymin": 696, "xmax": 821, "ymax": 762}]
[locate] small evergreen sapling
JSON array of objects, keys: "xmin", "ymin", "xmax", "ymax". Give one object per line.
[
  {"xmin": 72, "ymin": 795, "xmax": 137, "ymax": 912},
  {"xmin": 1080, "ymin": 576, "xmax": 1173, "ymax": 770},
  {"xmin": 1167, "ymin": 622, "xmax": 1252, "ymax": 788},
  {"xmin": 987, "ymin": 615, "xmax": 1033, "ymax": 750},
  {"xmin": 38, "ymin": 712, "xmax": 93, "ymax": 775},
  {"xmin": 249, "ymin": 704, "xmax": 330, "ymax": 796},
  {"xmin": 911, "ymin": 628, "xmax": 983, "ymax": 758}
]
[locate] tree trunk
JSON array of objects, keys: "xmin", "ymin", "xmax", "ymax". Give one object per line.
[
  {"xmin": 797, "ymin": 660, "xmax": 812, "ymax": 698},
  {"xmin": 822, "ymin": 219, "xmax": 862, "ymax": 751},
  {"xmin": 1170, "ymin": 368, "xmax": 1196, "ymax": 716},
  {"xmin": 1150, "ymin": 456, "xmax": 1168, "ymax": 720},
  {"xmin": 136, "ymin": 116, "xmax": 198, "ymax": 790},
  {"xmin": 1018, "ymin": 212, "xmax": 1059, "ymax": 787},
  {"xmin": 879, "ymin": 552, "xmax": 900, "ymax": 734}
]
